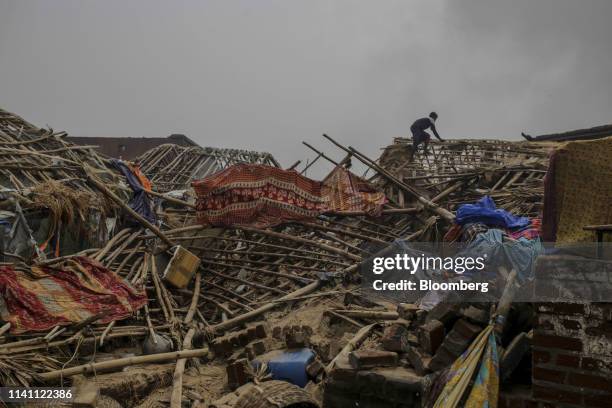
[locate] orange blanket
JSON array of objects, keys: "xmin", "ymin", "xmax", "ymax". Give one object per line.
[{"xmin": 193, "ymin": 164, "xmax": 386, "ymax": 228}]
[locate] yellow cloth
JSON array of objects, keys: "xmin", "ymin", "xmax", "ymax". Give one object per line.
[{"xmin": 552, "ymin": 137, "xmax": 612, "ymax": 244}]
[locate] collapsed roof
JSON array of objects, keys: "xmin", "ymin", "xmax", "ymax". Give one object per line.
[{"xmin": 137, "ymin": 143, "xmax": 279, "ymax": 192}]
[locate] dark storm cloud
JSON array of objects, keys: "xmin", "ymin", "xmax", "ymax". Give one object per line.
[{"xmin": 1, "ymin": 0, "xmax": 610, "ymax": 176}]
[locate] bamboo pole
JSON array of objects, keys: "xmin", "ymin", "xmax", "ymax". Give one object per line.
[
  {"xmin": 0, "ymin": 322, "xmax": 11, "ymax": 337},
  {"xmin": 333, "ymin": 310, "xmax": 399, "ymax": 320},
  {"xmin": 184, "ymin": 272, "xmax": 201, "ymax": 325},
  {"xmin": 170, "ymin": 327, "xmax": 196, "ymax": 408},
  {"xmin": 39, "ymin": 347, "xmax": 209, "ymax": 381}
]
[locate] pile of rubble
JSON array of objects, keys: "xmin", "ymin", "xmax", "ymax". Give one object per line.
[{"xmin": 0, "ymin": 107, "xmax": 609, "ymax": 408}]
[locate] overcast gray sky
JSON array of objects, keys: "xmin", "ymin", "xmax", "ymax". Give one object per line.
[{"xmin": 1, "ymin": 0, "xmax": 611, "ymax": 175}]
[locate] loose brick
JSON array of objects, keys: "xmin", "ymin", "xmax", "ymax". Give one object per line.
[
  {"xmin": 460, "ymin": 305, "xmax": 489, "ymax": 326},
  {"xmin": 415, "ymin": 310, "xmax": 427, "ymax": 325},
  {"xmin": 397, "ymin": 303, "xmax": 419, "ymax": 320},
  {"xmin": 211, "ymin": 336, "xmax": 234, "ymax": 357},
  {"xmin": 245, "ymin": 340, "xmax": 266, "ymax": 359},
  {"xmin": 441, "ymin": 331, "xmax": 472, "ymax": 356},
  {"xmin": 237, "ymin": 331, "xmax": 250, "ymax": 346},
  {"xmin": 405, "ymin": 346, "xmax": 431, "ymax": 376},
  {"xmin": 306, "ymin": 358, "xmax": 324, "ymax": 378},
  {"xmin": 382, "ymin": 323, "xmax": 409, "ymax": 352},
  {"xmin": 418, "ymin": 319, "xmax": 445, "ymax": 354},
  {"xmin": 285, "ymin": 326, "xmax": 310, "ymax": 348},
  {"xmin": 272, "ymin": 326, "xmax": 282, "ymax": 339},
  {"xmin": 251, "ymin": 323, "xmax": 268, "ymax": 339},
  {"xmin": 428, "ymin": 346, "xmax": 457, "ymax": 372},
  {"xmin": 533, "ymin": 333, "xmax": 582, "ymax": 351},
  {"xmin": 428, "ymin": 318, "xmax": 482, "ymax": 371},
  {"xmin": 226, "ymin": 358, "xmax": 252, "ymax": 390},
  {"xmin": 348, "ymin": 349, "xmax": 398, "ymax": 369},
  {"xmin": 452, "ymin": 319, "xmax": 482, "ymax": 341},
  {"xmin": 426, "ymin": 302, "xmax": 460, "ymax": 325}
]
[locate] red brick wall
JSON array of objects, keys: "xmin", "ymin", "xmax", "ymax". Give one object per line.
[
  {"xmin": 532, "ymin": 302, "xmax": 612, "ymax": 408},
  {"xmin": 529, "ymin": 255, "xmax": 612, "ymax": 408}
]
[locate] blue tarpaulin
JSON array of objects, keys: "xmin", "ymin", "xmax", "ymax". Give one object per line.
[{"xmin": 456, "ymin": 196, "xmax": 529, "ymax": 229}]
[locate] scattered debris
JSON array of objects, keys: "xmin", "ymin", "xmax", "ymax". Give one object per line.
[{"xmin": 0, "ymin": 107, "xmax": 610, "ymax": 407}]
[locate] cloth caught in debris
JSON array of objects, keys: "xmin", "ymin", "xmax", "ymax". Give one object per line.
[
  {"xmin": 542, "ymin": 137, "xmax": 612, "ymax": 244},
  {"xmin": 321, "ymin": 166, "xmax": 387, "ymax": 217},
  {"xmin": 443, "ymin": 224, "xmax": 463, "ymax": 243},
  {"xmin": 456, "ymin": 196, "xmax": 529, "ymax": 229},
  {"xmin": 433, "ymin": 325, "xmax": 498, "ymax": 408},
  {"xmin": 464, "ymin": 328, "xmax": 499, "ymax": 407},
  {"xmin": 127, "ymin": 162, "xmax": 152, "ymax": 192},
  {"xmin": 192, "ymin": 164, "xmax": 386, "ymax": 228},
  {"xmin": 111, "ymin": 159, "xmax": 156, "ymax": 224},
  {"xmin": 461, "ymin": 223, "xmax": 490, "ymax": 244},
  {"xmin": 0, "ymin": 256, "xmax": 147, "ymax": 334},
  {"xmin": 443, "ymin": 223, "xmax": 489, "ymax": 244},
  {"xmin": 460, "ymin": 229, "xmax": 543, "ymax": 283},
  {"xmin": 507, "ymin": 217, "xmax": 541, "ymax": 241}
]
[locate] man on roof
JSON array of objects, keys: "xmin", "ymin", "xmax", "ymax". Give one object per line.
[{"xmin": 410, "ymin": 112, "xmax": 444, "ymax": 158}]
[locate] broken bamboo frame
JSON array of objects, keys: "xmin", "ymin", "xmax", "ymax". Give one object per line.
[
  {"xmin": 322, "ymin": 134, "xmax": 455, "ymax": 222},
  {"xmin": 211, "ymin": 279, "xmax": 321, "ymax": 333}
]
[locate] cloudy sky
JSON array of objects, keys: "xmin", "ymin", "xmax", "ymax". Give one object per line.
[{"xmin": 1, "ymin": 0, "xmax": 611, "ymax": 175}]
